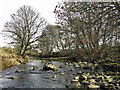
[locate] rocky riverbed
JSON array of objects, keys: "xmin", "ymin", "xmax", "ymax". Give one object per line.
[{"xmin": 0, "ymin": 59, "xmax": 120, "ymax": 89}]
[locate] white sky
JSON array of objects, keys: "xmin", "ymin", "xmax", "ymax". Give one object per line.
[{"xmin": 0, "ymin": 0, "xmax": 62, "ymax": 47}]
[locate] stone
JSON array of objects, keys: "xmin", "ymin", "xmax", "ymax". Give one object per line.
[
  {"xmin": 8, "ymin": 76, "xmax": 15, "ymax": 80},
  {"xmin": 88, "ymin": 84, "xmax": 100, "ymax": 89},
  {"xmin": 43, "ymin": 63, "xmax": 58, "ymax": 71},
  {"xmin": 79, "ymin": 75, "xmax": 87, "ymax": 81},
  {"xmin": 71, "ymin": 79, "xmax": 79, "ymax": 82},
  {"xmin": 59, "ymin": 65, "xmax": 65, "ymax": 68},
  {"xmin": 68, "ymin": 63, "xmax": 73, "ymax": 66},
  {"xmin": 67, "ymin": 82, "xmax": 81, "ymax": 88},
  {"xmin": 52, "ymin": 75, "xmax": 56, "ymax": 78},
  {"xmin": 59, "ymin": 72, "xmax": 64, "ymax": 75},
  {"xmin": 73, "ymin": 76, "xmax": 79, "ymax": 80},
  {"xmin": 42, "ymin": 60, "xmax": 46, "ymax": 63},
  {"xmin": 89, "ymin": 79, "xmax": 96, "ymax": 84},
  {"xmin": 32, "ymin": 66, "xmax": 38, "ymax": 70},
  {"xmin": 65, "ymin": 62, "xmax": 68, "ymax": 65},
  {"xmin": 81, "ymin": 80, "xmax": 90, "ymax": 86},
  {"xmin": 74, "ymin": 64, "xmax": 80, "ymax": 68}
]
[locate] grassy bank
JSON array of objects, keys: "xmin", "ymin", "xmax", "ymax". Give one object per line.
[{"xmin": 0, "ymin": 47, "xmax": 28, "ymax": 71}]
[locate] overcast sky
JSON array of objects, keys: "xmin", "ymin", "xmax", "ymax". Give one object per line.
[{"xmin": 0, "ymin": 0, "xmax": 62, "ymax": 47}]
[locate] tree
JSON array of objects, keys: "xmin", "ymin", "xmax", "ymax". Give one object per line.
[
  {"xmin": 3, "ymin": 5, "xmax": 47, "ymax": 57},
  {"xmin": 54, "ymin": 1, "xmax": 120, "ymax": 60}
]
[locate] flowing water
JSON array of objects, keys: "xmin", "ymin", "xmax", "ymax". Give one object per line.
[{"xmin": 0, "ymin": 59, "xmax": 93, "ymax": 88}]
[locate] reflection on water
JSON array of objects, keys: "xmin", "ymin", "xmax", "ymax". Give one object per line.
[{"xmin": 0, "ymin": 60, "xmax": 70, "ymax": 88}]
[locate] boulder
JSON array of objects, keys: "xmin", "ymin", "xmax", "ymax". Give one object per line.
[{"xmin": 43, "ymin": 63, "xmax": 58, "ymax": 71}]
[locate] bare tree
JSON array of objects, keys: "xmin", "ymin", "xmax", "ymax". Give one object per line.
[
  {"xmin": 3, "ymin": 5, "xmax": 47, "ymax": 57},
  {"xmin": 54, "ymin": 1, "xmax": 120, "ymax": 60}
]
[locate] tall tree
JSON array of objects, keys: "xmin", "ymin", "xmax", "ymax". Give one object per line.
[
  {"xmin": 54, "ymin": 1, "xmax": 120, "ymax": 60},
  {"xmin": 3, "ymin": 5, "xmax": 47, "ymax": 57}
]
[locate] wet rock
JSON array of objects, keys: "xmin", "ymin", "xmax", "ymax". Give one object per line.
[
  {"xmin": 72, "ymin": 73, "xmax": 77, "ymax": 75},
  {"xmin": 81, "ymin": 80, "xmax": 90, "ymax": 86},
  {"xmin": 70, "ymin": 68, "xmax": 74, "ymax": 71},
  {"xmin": 71, "ymin": 79, "xmax": 79, "ymax": 82},
  {"xmin": 97, "ymin": 81, "xmax": 108, "ymax": 88},
  {"xmin": 88, "ymin": 84, "xmax": 100, "ymax": 89},
  {"xmin": 43, "ymin": 63, "xmax": 58, "ymax": 71},
  {"xmin": 42, "ymin": 60, "xmax": 46, "ymax": 63},
  {"xmin": 67, "ymin": 82, "xmax": 81, "ymax": 88},
  {"xmin": 59, "ymin": 71, "xmax": 64, "ymax": 75},
  {"xmin": 65, "ymin": 62, "xmax": 68, "ymax": 65},
  {"xmin": 73, "ymin": 76, "xmax": 79, "ymax": 80},
  {"xmin": 52, "ymin": 75, "xmax": 56, "ymax": 78},
  {"xmin": 74, "ymin": 64, "xmax": 80, "ymax": 68},
  {"xmin": 32, "ymin": 66, "xmax": 38, "ymax": 70},
  {"xmin": 68, "ymin": 63, "xmax": 73, "ymax": 66},
  {"xmin": 108, "ymin": 84, "xmax": 116, "ymax": 89},
  {"xmin": 8, "ymin": 76, "xmax": 15, "ymax": 80},
  {"xmin": 96, "ymin": 76, "xmax": 104, "ymax": 82},
  {"xmin": 89, "ymin": 79, "xmax": 96, "ymax": 84},
  {"xmin": 59, "ymin": 65, "xmax": 65, "ymax": 68},
  {"xmin": 15, "ymin": 69, "xmax": 25, "ymax": 73},
  {"xmin": 79, "ymin": 74, "xmax": 87, "ymax": 81}
]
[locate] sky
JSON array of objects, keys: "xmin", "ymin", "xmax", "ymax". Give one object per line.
[{"xmin": 0, "ymin": 0, "xmax": 62, "ymax": 47}]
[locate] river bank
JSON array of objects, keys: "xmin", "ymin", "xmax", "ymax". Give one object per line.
[{"xmin": 1, "ymin": 47, "xmax": 28, "ymax": 71}]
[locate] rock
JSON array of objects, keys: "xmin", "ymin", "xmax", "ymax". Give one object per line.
[
  {"xmin": 89, "ymin": 79, "xmax": 96, "ymax": 84},
  {"xmin": 96, "ymin": 76, "xmax": 104, "ymax": 82},
  {"xmin": 32, "ymin": 66, "xmax": 38, "ymax": 70},
  {"xmin": 42, "ymin": 60, "xmax": 46, "ymax": 63},
  {"xmin": 70, "ymin": 68, "xmax": 74, "ymax": 71},
  {"xmin": 15, "ymin": 69, "xmax": 24, "ymax": 73},
  {"xmin": 52, "ymin": 75, "xmax": 56, "ymax": 78},
  {"xmin": 79, "ymin": 75, "xmax": 87, "ymax": 81},
  {"xmin": 88, "ymin": 84, "xmax": 100, "ymax": 89},
  {"xmin": 68, "ymin": 63, "xmax": 73, "ymax": 66},
  {"xmin": 81, "ymin": 80, "xmax": 90, "ymax": 86},
  {"xmin": 74, "ymin": 64, "xmax": 80, "ymax": 68},
  {"xmin": 97, "ymin": 81, "xmax": 108, "ymax": 88},
  {"xmin": 71, "ymin": 79, "xmax": 79, "ymax": 82},
  {"xmin": 43, "ymin": 63, "xmax": 58, "ymax": 71},
  {"xmin": 8, "ymin": 76, "xmax": 15, "ymax": 80},
  {"xmin": 73, "ymin": 76, "xmax": 79, "ymax": 80},
  {"xmin": 108, "ymin": 84, "xmax": 116, "ymax": 89},
  {"xmin": 59, "ymin": 71, "xmax": 64, "ymax": 75},
  {"xmin": 72, "ymin": 73, "xmax": 77, "ymax": 75},
  {"xmin": 59, "ymin": 65, "xmax": 65, "ymax": 68},
  {"xmin": 67, "ymin": 82, "xmax": 81, "ymax": 88},
  {"xmin": 65, "ymin": 62, "xmax": 68, "ymax": 65}
]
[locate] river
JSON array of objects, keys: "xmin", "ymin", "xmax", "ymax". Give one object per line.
[{"xmin": 0, "ymin": 59, "xmax": 89, "ymax": 88}]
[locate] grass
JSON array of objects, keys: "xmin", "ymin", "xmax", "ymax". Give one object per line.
[{"xmin": 0, "ymin": 47, "xmax": 28, "ymax": 71}]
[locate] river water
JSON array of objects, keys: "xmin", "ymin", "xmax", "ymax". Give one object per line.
[{"xmin": 0, "ymin": 59, "xmax": 90, "ymax": 88}]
